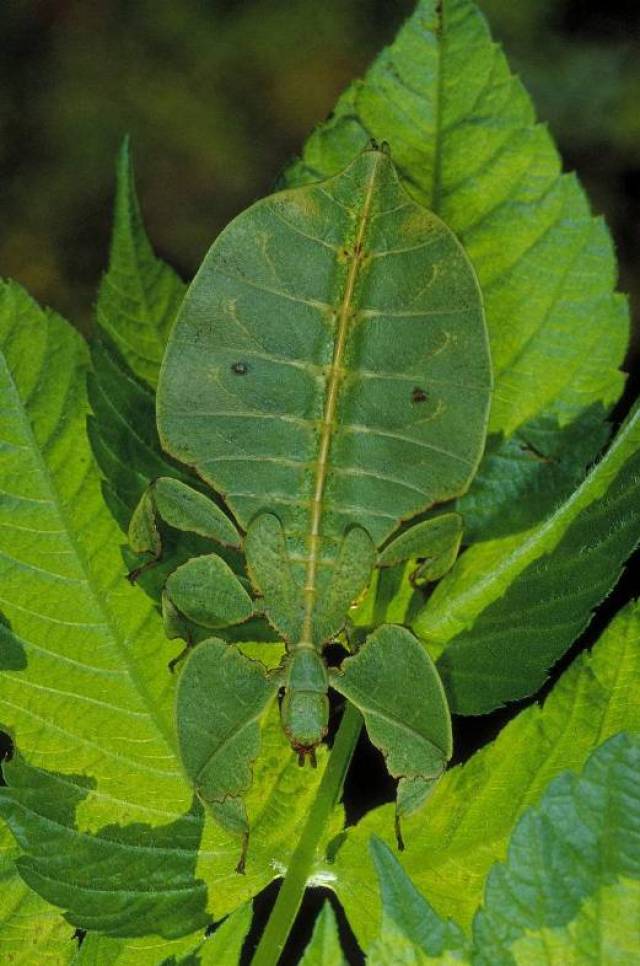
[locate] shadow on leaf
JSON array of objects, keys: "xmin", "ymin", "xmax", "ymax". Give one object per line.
[{"xmin": 0, "ymin": 751, "xmax": 210, "ymax": 939}]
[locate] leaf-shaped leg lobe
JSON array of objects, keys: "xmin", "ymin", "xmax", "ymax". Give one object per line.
[
  {"xmin": 163, "ymin": 552, "xmax": 253, "ymax": 640},
  {"xmin": 331, "ymin": 624, "xmax": 452, "ymax": 846},
  {"xmin": 312, "ymin": 525, "xmax": 376, "ymax": 643},
  {"xmin": 128, "ymin": 476, "xmax": 241, "ymax": 579},
  {"xmin": 175, "ymin": 639, "xmax": 278, "ymax": 869},
  {"xmin": 244, "ymin": 513, "xmax": 304, "ymax": 643},
  {"xmin": 379, "ymin": 513, "xmax": 463, "ymax": 585}
]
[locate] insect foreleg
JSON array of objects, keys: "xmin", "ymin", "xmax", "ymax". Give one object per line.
[
  {"xmin": 378, "ymin": 512, "xmax": 463, "ymax": 586},
  {"xmin": 128, "ymin": 476, "xmax": 241, "ymax": 580}
]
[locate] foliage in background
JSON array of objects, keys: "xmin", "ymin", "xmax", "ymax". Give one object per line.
[
  {"xmin": 302, "ymin": 732, "xmax": 640, "ymax": 963},
  {"xmin": 1, "ymin": 0, "xmax": 638, "ymax": 351},
  {"xmin": 0, "ymin": 0, "xmax": 413, "ymax": 327}
]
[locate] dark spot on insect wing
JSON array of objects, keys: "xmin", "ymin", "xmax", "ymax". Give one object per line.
[
  {"xmin": 231, "ymin": 362, "xmax": 249, "ymax": 375},
  {"xmin": 411, "ymin": 386, "xmax": 428, "ymax": 403}
]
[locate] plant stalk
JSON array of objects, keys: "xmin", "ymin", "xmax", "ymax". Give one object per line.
[{"xmin": 249, "ymin": 701, "xmax": 362, "ymax": 966}]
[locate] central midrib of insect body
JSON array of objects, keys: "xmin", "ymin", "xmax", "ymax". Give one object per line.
[
  {"xmin": 301, "ymin": 160, "xmax": 378, "ymax": 643},
  {"xmin": 281, "ymin": 155, "xmax": 381, "ymax": 754}
]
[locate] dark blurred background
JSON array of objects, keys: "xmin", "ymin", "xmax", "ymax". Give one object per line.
[{"xmin": 2, "ymin": 0, "xmax": 639, "ymax": 349}]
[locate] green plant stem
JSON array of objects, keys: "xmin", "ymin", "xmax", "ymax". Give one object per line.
[{"xmin": 250, "ymin": 702, "xmax": 362, "ymax": 966}]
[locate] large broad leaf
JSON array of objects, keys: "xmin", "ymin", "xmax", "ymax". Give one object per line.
[
  {"xmin": 457, "ymin": 404, "xmax": 612, "ymax": 543},
  {"xmin": 285, "ymin": 0, "xmax": 628, "ymax": 534},
  {"xmin": 324, "ymin": 597, "xmax": 640, "ymax": 944},
  {"xmin": 0, "ymin": 281, "xmax": 338, "ymax": 938},
  {"xmin": 0, "ymin": 822, "xmax": 77, "ymax": 964},
  {"xmin": 0, "ymin": 790, "xmax": 241, "ymax": 965},
  {"xmin": 415, "ymin": 398, "xmax": 640, "ymax": 712},
  {"xmin": 158, "ymin": 145, "xmax": 491, "ymax": 634},
  {"xmin": 472, "ymin": 731, "xmax": 640, "ymax": 964},
  {"xmin": 89, "ymin": 144, "xmax": 192, "ymax": 532},
  {"xmin": 87, "ymin": 337, "xmax": 191, "ymax": 531},
  {"xmin": 96, "ymin": 139, "xmax": 186, "ymax": 388},
  {"xmin": 366, "ymin": 734, "xmax": 640, "ymax": 964}
]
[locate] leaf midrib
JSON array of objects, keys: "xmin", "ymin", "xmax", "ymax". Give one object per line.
[{"xmin": 0, "ymin": 338, "xmax": 179, "ymax": 762}]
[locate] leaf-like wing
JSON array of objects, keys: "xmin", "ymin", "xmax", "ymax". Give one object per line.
[
  {"xmin": 285, "ymin": 0, "xmax": 628, "ymax": 529},
  {"xmin": 324, "ymin": 597, "xmax": 640, "ymax": 944},
  {"xmin": 96, "ymin": 139, "xmax": 185, "ymax": 387},
  {"xmin": 0, "ymin": 282, "xmax": 341, "ymax": 935},
  {"xmin": 158, "ymin": 146, "xmax": 491, "ymax": 636},
  {"xmin": 414, "ymin": 399, "xmax": 640, "ymax": 712}
]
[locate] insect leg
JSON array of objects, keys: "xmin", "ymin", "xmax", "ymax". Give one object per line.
[
  {"xmin": 378, "ymin": 512, "xmax": 463, "ymax": 586},
  {"xmin": 128, "ymin": 476, "xmax": 241, "ymax": 580}
]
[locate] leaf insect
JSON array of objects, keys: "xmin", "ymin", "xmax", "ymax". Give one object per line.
[{"xmin": 128, "ymin": 143, "xmax": 492, "ymax": 870}]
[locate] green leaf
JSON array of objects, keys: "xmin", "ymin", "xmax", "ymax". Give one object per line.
[
  {"xmin": 0, "ymin": 281, "xmax": 342, "ymax": 935},
  {"xmin": 472, "ymin": 732, "xmax": 640, "ymax": 964},
  {"xmin": 0, "ymin": 279, "xmax": 206, "ymax": 936},
  {"xmin": 158, "ymin": 144, "xmax": 490, "ymax": 646},
  {"xmin": 506, "ymin": 879, "xmax": 640, "ymax": 966},
  {"xmin": 325, "ymin": 597, "xmax": 640, "ymax": 944},
  {"xmin": 415, "ymin": 398, "xmax": 640, "ymax": 712},
  {"xmin": 366, "ymin": 924, "xmax": 439, "ymax": 965},
  {"xmin": 87, "ymin": 338, "xmax": 189, "ymax": 530},
  {"xmin": 457, "ymin": 406, "xmax": 611, "ymax": 543},
  {"xmin": 0, "ymin": 822, "xmax": 76, "ymax": 964},
  {"xmin": 182, "ymin": 904, "xmax": 251, "ymax": 966},
  {"xmin": 369, "ymin": 838, "xmax": 468, "ymax": 961},
  {"xmin": 366, "ymin": 736, "xmax": 640, "ymax": 964},
  {"xmin": 96, "ymin": 139, "xmax": 186, "ymax": 387},
  {"xmin": 299, "ymin": 902, "xmax": 345, "ymax": 966},
  {"xmin": 77, "ymin": 905, "xmax": 252, "ymax": 966},
  {"xmin": 286, "ymin": 0, "xmax": 628, "ymax": 527},
  {"xmin": 1, "ymin": 752, "xmax": 209, "ymax": 938}
]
